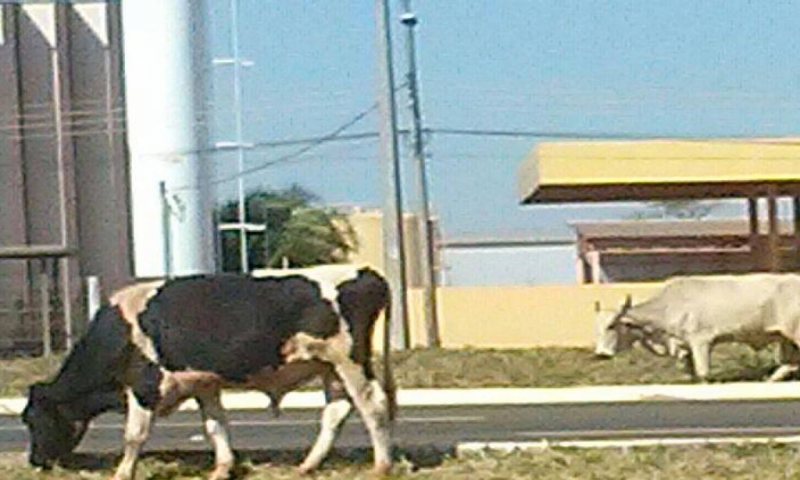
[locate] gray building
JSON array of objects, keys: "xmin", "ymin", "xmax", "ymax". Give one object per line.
[{"xmin": 0, "ymin": 1, "xmax": 131, "ymax": 352}]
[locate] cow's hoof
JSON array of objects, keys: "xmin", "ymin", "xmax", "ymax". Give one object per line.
[
  {"xmin": 208, "ymin": 462, "xmax": 233, "ymax": 480},
  {"xmin": 295, "ymin": 464, "xmax": 316, "ymax": 476},
  {"xmin": 370, "ymin": 462, "xmax": 392, "ymax": 477}
]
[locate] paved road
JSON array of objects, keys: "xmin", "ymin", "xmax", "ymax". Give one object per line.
[{"xmin": 4, "ymin": 399, "xmax": 800, "ymax": 458}]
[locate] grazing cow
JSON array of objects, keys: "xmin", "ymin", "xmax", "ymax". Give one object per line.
[
  {"xmin": 594, "ymin": 273, "xmax": 800, "ymax": 382},
  {"xmin": 22, "ymin": 266, "xmax": 393, "ymax": 479}
]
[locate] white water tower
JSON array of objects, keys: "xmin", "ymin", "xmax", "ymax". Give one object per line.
[{"xmin": 121, "ymin": 0, "xmax": 214, "ymax": 277}]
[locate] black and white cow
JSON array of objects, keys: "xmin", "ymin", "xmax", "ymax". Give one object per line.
[{"xmin": 22, "ymin": 266, "xmax": 393, "ymax": 479}]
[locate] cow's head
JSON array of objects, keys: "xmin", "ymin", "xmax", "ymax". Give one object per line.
[
  {"xmin": 593, "ymin": 296, "xmax": 637, "ymax": 357},
  {"xmin": 21, "ymin": 383, "xmax": 89, "ymax": 469}
]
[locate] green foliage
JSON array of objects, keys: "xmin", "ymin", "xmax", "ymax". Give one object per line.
[{"xmin": 216, "ymin": 185, "xmax": 358, "ymax": 271}]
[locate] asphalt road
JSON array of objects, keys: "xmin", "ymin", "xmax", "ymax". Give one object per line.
[{"xmin": 4, "ymin": 399, "xmax": 800, "ymax": 459}]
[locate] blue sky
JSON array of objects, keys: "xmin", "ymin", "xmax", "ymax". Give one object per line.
[{"xmin": 204, "ymin": 1, "xmax": 800, "ymax": 243}]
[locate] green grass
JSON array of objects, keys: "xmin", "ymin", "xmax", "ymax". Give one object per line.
[
  {"xmin": 2, "ymin": 444, "xmax": 800, "ymax": 479},
  {"xmin": 0, "ymin": 343, "xmax": 785, "ymax": 398}
]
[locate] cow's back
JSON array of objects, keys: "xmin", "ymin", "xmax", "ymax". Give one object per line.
[
  {"xmin": 655, "ymin": 274, "xmax": 799, "ymax": 337},
  {"xmin": 766, "ymin": 275, "xmax": 800, "ymax": 340},
  {"xmin": 139, "ymin": 275, "xmax": 340, "ymax": 381}
]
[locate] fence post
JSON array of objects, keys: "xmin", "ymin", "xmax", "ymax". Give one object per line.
[
  {"xmin": 39, "ymin": 259, "xmax": 52, "ymax": 357},
  {"xmin": 86, "ymin": 275, "xmax": 101, "ymax": 322}
]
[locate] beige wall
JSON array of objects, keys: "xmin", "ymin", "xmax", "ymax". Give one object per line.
[
  {"xmin": 372, "ymin": 282, "xmax": 665, "ymax": 351},
  {"xmin": 347, "ymin": 209, "xmax": 666, "ymax": 351},
  {"xmin": 347, "ymin": 210, "xmax": 425, "ymax": 288}
]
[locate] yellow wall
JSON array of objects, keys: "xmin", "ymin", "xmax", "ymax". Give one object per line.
[
  {"xmin": 372, "ymin": 282, "xmax": 665, "ymax": 351},
  {"xmin": 347, "ymin": 210, "xmax": 667, "ymax": 350},
  {"xmin": 347, "ymin": 210, "xmax": 424, "ymax": 287}
]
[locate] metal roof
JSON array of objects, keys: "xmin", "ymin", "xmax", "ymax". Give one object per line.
[{"xmin": 518, "ymin": 139, "xmax": 800, "ymax": 204}]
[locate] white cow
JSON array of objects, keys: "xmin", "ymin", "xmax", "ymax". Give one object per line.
[{"xmin": 594, "ymin": 274, "xmax": 800, "ymax": 382}]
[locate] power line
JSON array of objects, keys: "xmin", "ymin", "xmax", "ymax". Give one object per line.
[
  {"xmin": 167, "ymin": 101, "xmax": 382, "ymax": 192},
  {"xmin": 210, "ymin": 103, "xmax": 378, "ymax": 186},
  {"xmin": 425, "ymin": 127, "xmax": 800, "ymax": 141}
]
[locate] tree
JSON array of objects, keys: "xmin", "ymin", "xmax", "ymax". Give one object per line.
[{"xmin": 217, "ymin": 185, "xmax": 358, "ymax": 271}]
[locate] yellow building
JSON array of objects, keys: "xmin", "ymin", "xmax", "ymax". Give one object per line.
[
  {"xmin": 356, "ymin": 139, "xmax": 800, "ymax": 351},
  {"xmin": 345, "ymin": 209, "xmax": 428, "ymax": 289}
]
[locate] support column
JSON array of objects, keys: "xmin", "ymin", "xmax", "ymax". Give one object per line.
[
  {"xmin": 793, "ymin": 197, "xmax": 800, "ymax": 270},
  {"xmin": 748, "ymin": 197, "xmax": 760, "ymax": 271},
  {"xmin": 575, "ymin": 255, "xmax": 587, "ymax": 284},
  {"xmin": 767, "ymin": 186, "xmax": 780, "ymax": 272},
  {"xmin": 587, "ymin": 250, "xmax": 602, "ymax": 284}
]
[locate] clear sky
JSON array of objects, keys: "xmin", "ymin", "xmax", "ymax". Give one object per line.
[{"xmin": 204, "ymin": 1, "xmax": 800, "ymax": 244}]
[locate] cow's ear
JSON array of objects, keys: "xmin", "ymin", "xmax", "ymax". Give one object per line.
[{"xmin": 594, "ymin": 301, "xmax": 601, "ymax": 313}]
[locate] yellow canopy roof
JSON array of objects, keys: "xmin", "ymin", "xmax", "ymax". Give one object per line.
[{"xmin": 518, "ymin": 139, "xmax": 800, "ymax": 203}]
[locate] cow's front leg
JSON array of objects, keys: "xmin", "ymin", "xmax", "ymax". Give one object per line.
[
  {"xmin": 297, "ymin": 375, "xmax": 353, "ymax": 474},
  {"xmin": 113, "ymin": 389, "xmax": 153, "ymax": 480},
  {"xmin": 688, "ymin": 339, "xmax": 712, "ymax": 382},
  {"xmin": 330, "ymin": 359, "xmax": 392, "ymax": 476},
  {"xmin": 196, "ymin": 391, "xmax": 234, "ymax": 480},
  {"xmin": 769, "ymin": 340, "xmax": 800, "ymax": 381}
]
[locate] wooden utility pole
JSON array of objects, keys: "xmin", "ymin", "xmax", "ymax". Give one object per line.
[
  {"xmin": 400, "ymin": 0, "xmax": 440, "ymax": 347},
  {"xmin": 375, "ymin": 0, "xmax": 410, "ymax": 349}
]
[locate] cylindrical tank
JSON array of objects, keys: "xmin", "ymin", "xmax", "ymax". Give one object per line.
[{"xmin": 121, "ymin": 0, "xmax": 213, "ymax": 277}]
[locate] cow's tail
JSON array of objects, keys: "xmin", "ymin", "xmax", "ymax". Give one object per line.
[{"xmin": 382, "ymin": 293, "xmax": 398, "ymax": 422}]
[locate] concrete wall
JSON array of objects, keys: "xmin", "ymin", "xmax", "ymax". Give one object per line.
[
  {"xmin": 0, "ymin": 1, "xmax": 131, "ymax": 349},
  {"xmin": 0, "ymin": 5, "xmax": 31, "ymax": 314}
]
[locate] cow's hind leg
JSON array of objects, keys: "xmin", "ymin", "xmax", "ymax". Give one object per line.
[
  {"xmin": 287, "ymin": 333, "xmax": 392, "ymax": 475},
  {"xmin": 113, "ymin": 389, "xmax": 154, "ymax": 480},
  {"xmin": 297, "ymin": 375, "xmax": 353, "ymax": 474},
  {"xmin": 196, "ymin": 391, "xmax": 234, "ymax": 480}
]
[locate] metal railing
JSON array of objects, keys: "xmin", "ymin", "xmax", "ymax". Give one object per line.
[{"xmin": 0, "ymin": 245, "xmax": 77, "ymax": 357}]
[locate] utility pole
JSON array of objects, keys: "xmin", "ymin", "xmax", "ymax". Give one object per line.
[
  {"xmin": 400, "ymin": 0, "xmax": 440, "ymax": 347},
  {"xmin": 375, "ymin": 0, "xmax": 410, "ymax": 350}
]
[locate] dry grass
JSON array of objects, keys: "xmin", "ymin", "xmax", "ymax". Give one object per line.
[
  {"xmin": 385, "ymin": 343, "xmax": 782, "ymax": 389},
  {"xmin": 0, "ymin": 343, "xmax": 785, "ymax": 398},
  {"xmin": 2, "ymin": 443, "xmax": 800, "ymax": 479},
  {"xmin": 0, "ymin": 345, "xmax": 792, "ymax": 479}
]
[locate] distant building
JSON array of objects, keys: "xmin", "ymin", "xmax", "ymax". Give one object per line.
[
  {"xmin": 573, "ymin": 218, "xmax": 800, "ymax": 283},
  {"xmin": 519, "ymin": 139, "xmax": 800, "ymax": 285},
  {"xmin": 438, "ymin": 233, "xmax": 575, "ymax": 286},
  {"xmin": 345, "ymin": 208, "xmax": 429, "ymax": 288},
  {"xmin": 0, "ymin": 0, "xmax": 210, "ymax": 353},
  {"xmin": 0, "ymin": 2, "xmax": 129, "ymax": 351}
]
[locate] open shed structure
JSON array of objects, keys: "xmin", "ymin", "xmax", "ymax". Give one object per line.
[{"xmin": 518, "ymin": 139, "xmax": 800, "ymax": 280}]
